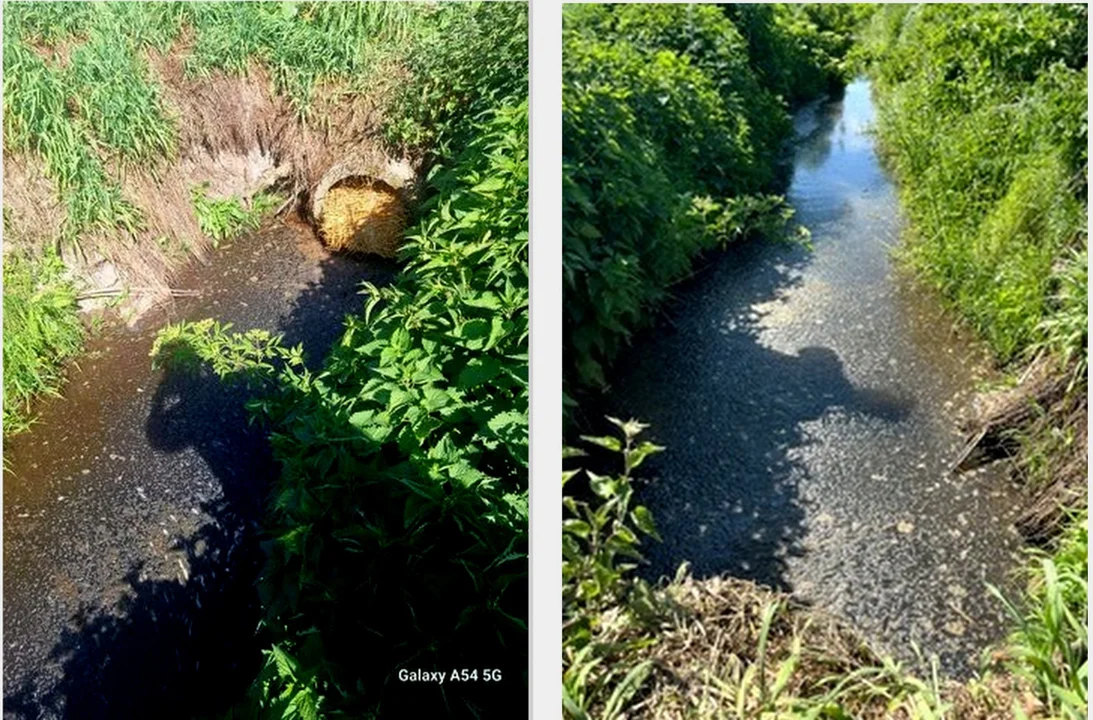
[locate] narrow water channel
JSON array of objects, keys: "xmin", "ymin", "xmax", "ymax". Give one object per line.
[
  {"xmin": 3, "ymin": 220, "xmax": 395, "ymax": 717},
  {"xmin": 607, "ymin": 80, "xmax": 1026, "ymax": 676}
]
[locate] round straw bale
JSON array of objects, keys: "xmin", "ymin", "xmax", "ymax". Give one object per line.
[{"xmin": 316, "ymin": 178, "xmax": 407, "ymax": 257}]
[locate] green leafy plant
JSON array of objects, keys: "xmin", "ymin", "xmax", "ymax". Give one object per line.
[
  {"xmin": 562, "ymin": 418, "xmax": 665, "ymax": 719},
  {"xmin": 2, "ymin": 249, "xmax": 84, "ymax": 435},
  {"xmin": 562, "ymin": 4, "xmax": 858, "ymax": 395},
  {"xmin": 155, "ymin": 94, "xmax": 529, "ymax": 717},
  {"xmin": 190, "ymin": 184, "xmax": 281, "ymax": 247}
]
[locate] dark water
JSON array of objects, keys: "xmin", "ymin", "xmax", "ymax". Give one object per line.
[
  {"xmin": 3, "ymin": 220, "xmax": 396, "ymax": 718},
  {"xmin": 606, "ymin": 80, "xmax": 1025, "ymax": 676}
]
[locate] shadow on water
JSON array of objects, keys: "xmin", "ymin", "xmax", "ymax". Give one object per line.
[
  {"xmin": 4, "ymin": 240, "xmax": 397, "ymax": 718},
  {"xmin": 598, "ymin": 237, "xmax": 915, "ymax": 592}
]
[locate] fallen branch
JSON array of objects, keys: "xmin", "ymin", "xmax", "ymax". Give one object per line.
[{"xmin": 77, "ymin": 287, "xmax": 201, "ymax": 300}]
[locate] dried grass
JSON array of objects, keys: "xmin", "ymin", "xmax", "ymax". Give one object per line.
[
  {"xmin": 2, "ymin": 152, "xmax": 66, "ymax": 252},
  {"xmin": 597, "ymin": 573, "xmax": 1039, "ymax": 719},
  {"xmin": 317, "ymin": 180, "xmax": 406, "ymax": 258},
  {"xmin": 957, "ymin": 354, "xmax": 1087, "ymax": 545}
]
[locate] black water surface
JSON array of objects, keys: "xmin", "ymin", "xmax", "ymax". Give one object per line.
[
  {"xmin": 3, "ymin": 223, "xmax": 396, "ymax": 718},
  {"xmin": 604, "ymin": 80, "xmax": 1027, "ymax": 676}
]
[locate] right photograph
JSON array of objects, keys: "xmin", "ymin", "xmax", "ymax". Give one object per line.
[{"xmin": 562, "ymin": 4, "xmax": 1087, "ymax": 718}]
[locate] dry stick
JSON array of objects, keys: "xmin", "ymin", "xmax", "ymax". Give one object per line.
[{"xmin": 77, "ymin": 287, "xmax": 201, "ymax": 300}]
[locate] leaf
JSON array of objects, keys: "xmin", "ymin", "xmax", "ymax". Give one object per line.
[
  {"xmin": 630, "ymin": 506, "xmax": 661, "ymax": 542},
  {"xmin": 580, "ymin": 434, "xmax": 621, "ymax": 452},
  {"xmin": 602, "ymin": 661, "xmax": 653, "ymax": 720},
  {"xmin": 564, "ymin": 519, "xmax": 591, "ymax": 539},
  {"xmin": 457, "ymin": 356, "xmax": 502, "ymax": 388},
  {"xmin": 472, "ymin": 176, "xmax": 506, "ymax": 193}
]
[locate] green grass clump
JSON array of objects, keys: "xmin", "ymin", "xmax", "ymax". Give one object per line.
[
  {"xmin": 68, "ymin": 25, "xmax": 177, "ymax": 164},
  {"xmin": 866, "ymin": 3, "xmax": 1088, "ymax": 366},
  {"xmin": 190, "ymin": 184, "xmax": 280, "ymax": 247},
  {"xmin": 562, "ymin": 4, "xmax": 860, "ymax": 393},
  {"xmin": 2, "ymin": 250, "xmax": 84, "ymax": 435},
  {"xmin": 992, "ymin": 511, "xmax": 1088, "ymax": 720}
]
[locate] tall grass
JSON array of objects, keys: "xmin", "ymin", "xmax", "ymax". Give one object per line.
[
  {"xmin": 866, "ymin": 3, "xmax": 1088, "ymax": 366},
  {"xmin": 991, "ymin": 512, "xmax": 1088, "ymax": 720},
  {"xmin": 182, "ymin": 1, "xmax": 422, "ymax": 115},
  {"xmin": 2, "ymin": 250, "xmax": 84, "ymax": 435}
]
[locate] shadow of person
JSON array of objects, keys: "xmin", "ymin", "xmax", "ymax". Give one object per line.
[
  {"xmin": 586, "ymin": 228, "xmax": 915, "ymax": 593},
  {"xmin": 17, "ymin": 498, "xmax": 264, "ymax": 719}
]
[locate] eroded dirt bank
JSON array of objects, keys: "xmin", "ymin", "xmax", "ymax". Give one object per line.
[{"xmin": 3, "ymin": 220, "xmax": 395, "ymax": 718}]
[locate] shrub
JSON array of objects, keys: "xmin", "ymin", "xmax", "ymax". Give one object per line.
[
  {"xmin": 155, "ymin": 95, "xmax": 529, "ymax": 717},
  {"xmin": 562, "ymin": 4, "xmax": 857, "ymax": 394}
]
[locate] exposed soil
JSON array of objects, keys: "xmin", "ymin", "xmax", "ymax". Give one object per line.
[{"xmin": 4, "ymin": 37, "xmax": 419, "ymax": 318}]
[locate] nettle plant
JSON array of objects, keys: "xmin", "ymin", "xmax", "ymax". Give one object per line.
[
  {"xmin": 562, "ymin": 418, "xmax": 669, "ymax": 719},
  {"xmin": 153, "ymin": 99, "xmax": 528, "ymax": 715}
]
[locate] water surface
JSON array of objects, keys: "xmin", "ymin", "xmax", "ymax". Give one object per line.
[
  {"xmin": 3, "ymin": 220, "xmax": 394, "ymax": 717},
  {"xmin": 607, "ymin": 80, "xmax": 1025, "ymax": 676}
]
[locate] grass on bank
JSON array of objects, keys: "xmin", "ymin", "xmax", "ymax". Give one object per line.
[
  {"xmin": 3, "ymin": 1, "xmax": 525, "ymax": 436},
  {"xmin": 2, "ymin": 250, "xmax": 84, "ymax": 435},
  {"xmin": 864, "ymin": 3, "xmax": 1087, "ymax": 368}
]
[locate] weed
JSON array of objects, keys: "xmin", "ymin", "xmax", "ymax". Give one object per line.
[
  {"xmin": 562, "ymin": 5, "xmax": 860, "ymax": 394},
  {"xmin": 154, "ymin": 87, "xmax": 530, "ymax": 718},
  {"xmin": 990, "ymin": 511, "xmax": 1088, "ymax": 720},
  {"xmin": 190, "ymin": 185, "xmax": 280, "ymax": 247},
  {"xmin": 866, "ymin": 4, "xmax": 1088, "ymax": 366},
  {"xmin": 2, "ymin": 250, "xmax": 84, "ymax": 435}
]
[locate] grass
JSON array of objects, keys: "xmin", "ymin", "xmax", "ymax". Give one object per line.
[
  {"xmin": 2, "ymin": 250, "xmax": 84, "ymax": 435},
  {"xmin": 991, "ymin": 511, "xmax": 1088, "ymax": 720},
  {"xmin": 2, "ymin": 1, "xmax": 468, "ymax": 430},
  {"xmin": 865, "ymin": 4, "xmax": 1087, "ymax": 367},
  {"xmin": 565, "ymin": 425, "xmax": 1088, "ymax": 719},
  {"xmin": 190, "ymin": 185, "xmax": 281, "ymax": 247}
]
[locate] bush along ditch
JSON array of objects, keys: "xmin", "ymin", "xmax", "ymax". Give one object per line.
[
  {"xmin": 151, "ymin": 15, "xmax": 529, "ymax": 720},
  {"xmin": 2, "ymin": 1, "xmax": 527, "ymax": 433},
  {"xmin": 562, "ymin": 4, "xmax": 861, "ymax": 401},
  {"xmin": 860, "ymin": 6, "xmax": 1089, "ymax": 718}
]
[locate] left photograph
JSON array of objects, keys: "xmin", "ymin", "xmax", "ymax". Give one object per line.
[{"xmin": 2, "ymin": 2, "xmax": 529, "ymax": 717}]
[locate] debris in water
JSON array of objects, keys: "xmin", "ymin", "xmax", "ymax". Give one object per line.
[
  {"xmin": 896, "ymin": 520, "xmax": 915, "ymax": 534},
  {"xmin": 943, "ymin": 620, "xmax": 967, "ymax": 636}
]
